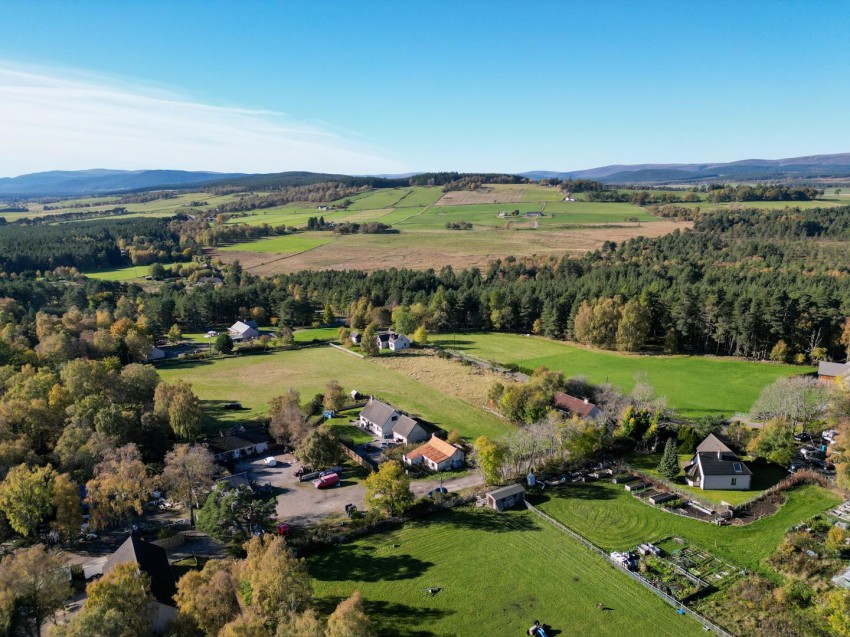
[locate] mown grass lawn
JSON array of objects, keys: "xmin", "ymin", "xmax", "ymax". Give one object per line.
[
  {"xmin": 625, "ymin": 452, "xmax": 789, "ymax": 506},
  {"xmin": 531, "ymin": 482, "xmax": 840, "ymax": 572},
  {"xmin": 432, "ymin": 332, "xmax": 810, "ymax": 418},
  {"xmin": 84, "ymin": 262, "xmax": 181, "ymax": 281},
  {"xmin": 293, "ymin": 327, "xmax": 339, "ymax": 343},
  {"xmin": 157, "ymin": 346, "xmax": 510, "ymax": 439},
  {"xmin": 309, "ymin": 507, "xmax": 706, "ymax": 637}
]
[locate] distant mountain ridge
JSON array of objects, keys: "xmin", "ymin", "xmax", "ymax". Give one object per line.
[
  {"xmin": 521, "ymin": 153, "xmax": 850, "ymax": 184},
  {"xmin": 3, "ymin": 153, "xmax": 850, "ymax": 196},
  {"xmin": 0, "ymin": 169, "xmax": 246, "ymax": 196}
]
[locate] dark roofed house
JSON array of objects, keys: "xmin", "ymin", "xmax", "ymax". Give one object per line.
[
  {"xmin": 684, "ymin": 434, "xmax": 752, "ymax": 491},
  {"xmin": 358, "ymin": 397, "xmax": 429, "ymax": 443},
  {"xmin": 205, "ymin": 425, "xmax": 269, "ymax": 461},
  {"xmin": 391, "ymin": 415, "xmax": 428, "ymax": 445},
  {"xmin": 102, "ymin": 535, "xmax": 177, "ymax": 632},
  {"xmin": 553, "ymin": 392, "xmax": 601, "ymax": 419}
]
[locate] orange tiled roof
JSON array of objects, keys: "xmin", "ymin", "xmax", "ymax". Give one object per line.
[{"xmin": 406, "ymin": 436, "xmax": 460, "ymax": 464}]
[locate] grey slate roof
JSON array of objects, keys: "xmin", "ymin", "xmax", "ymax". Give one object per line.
[
  {"xmin": 103, "ymin": 536, "xmax": 177, "ymax": 606},
  {"xmin": 487, "ymin": 484, "xmax": 526, "ymax": 500},
  {"xmin": 206, "ymin": 425, "xmax": 269, "ymax": 455},
  {"xmin": 392, "ymin": 415, "xmax": 424, "ymax": 439},
  {"xmin": 819, "ymin": 361, "xmax": 850, "ymax": 377},
  {"xmin": 696, "ymin": 433, "xmax": 732, "ymax": 454},
  {"xmin": 360, "ymin": 399, "xmax": 397, "ymax": 426}
]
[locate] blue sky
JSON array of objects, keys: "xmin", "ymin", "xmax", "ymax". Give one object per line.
[{"xmin": 1, "ymin": 1, "xmax": 849, "ymax": 176}]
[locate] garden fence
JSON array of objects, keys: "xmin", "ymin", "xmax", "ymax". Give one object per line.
[{"xmin": 525, "ymin": 502, "xmax": 735, "ymax": 637}]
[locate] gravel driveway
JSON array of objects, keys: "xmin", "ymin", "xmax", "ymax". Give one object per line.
[{"xmin": 235, "ymin": 454, "xmax": 484, "ymax": 526}]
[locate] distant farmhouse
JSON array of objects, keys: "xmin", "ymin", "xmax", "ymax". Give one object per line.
[
  {"xmin": 350, "ymin": 329, "xmax": 411, "ymax": 351},
  {"xmin": 818, "ymin": 361, "xmax": 850, "ymax": 384},
  {"xmin": 204, "ymin": 425, "xmax": 269, "ymax": 462},
  {"xmin": 404, "ymin": 435, "xmax": 465, "ymax": 471},
  {"xmin": 229, "ymin": 320, "xmax": 259, "ymax": 341},
  {"xmin": 553, "ymin": 392, "xmax": 601, "ymax": 419},
  {"xmin": 684, "ymin": 434, "xmax": 752, "ymax": 491},
  {"xmin": 377, "ymin": 330, "xmax": 411, "ymax": 352},
  {"xmin": 359, "ymin": 398, "xmax": 429, "ymax": 444}
]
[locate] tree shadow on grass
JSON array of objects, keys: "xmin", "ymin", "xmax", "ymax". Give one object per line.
[
  {"xmin": 315, "ymin": 597, "xmax": 450, "ymax": 637},
  {"xmin": 309, "ymin": 544, "xmax": 435, "ymax": 582},
  {"xmin": 527, "ymin": 482, "xmax": 617, "ymax": 505},
  {"xmin": 431, "ymin": 507, "xmax": 541, "ymax": 533}
]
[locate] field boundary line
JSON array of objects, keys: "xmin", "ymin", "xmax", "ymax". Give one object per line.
[
  {"xmin": 329, "ymin": 343, "xmax": 364, "ymax": 359},
  {"xmin": 525, "ymin": 501, "xmax": 735, "ymax": 637}
]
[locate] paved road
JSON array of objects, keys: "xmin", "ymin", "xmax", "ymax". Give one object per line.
[{"xmin": 235, "ymin": 454, "xmax": 484, "ymax": 526}]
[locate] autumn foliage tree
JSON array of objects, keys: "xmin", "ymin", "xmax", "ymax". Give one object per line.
[
  {"xmin": 0, "ymin": 463, "xmax": 55, "ymax": 537},
  {"xmin": 161, "ymin": 444, "xmax": 216, "ymax": 526},
  {"xmin": 364, "ymin": 460, "xmax": 413, "ymax": 517},
  {"xmin": 85, "ymin": 444, "xmax": 150, "ymax": 530},
  {"xmin": 0, "ymin": 545, "xmax": 70, "ymax": 637},
  {"xmin": 154, "ymin": 380, "xmax": 202, "ymax": 440}
]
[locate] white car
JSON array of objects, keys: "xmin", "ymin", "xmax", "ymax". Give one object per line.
[{"xmin": 263, "ymin": 456, "xmax": 277, "ymax": 467}]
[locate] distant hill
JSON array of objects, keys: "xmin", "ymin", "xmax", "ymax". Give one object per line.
[
  {"xmin": 521, "ymin": 153, "xmax": 850, "ymax": 184},
  {"xmin": 0, "ymin": 169, "xmax": 247, "ymax": 196}
]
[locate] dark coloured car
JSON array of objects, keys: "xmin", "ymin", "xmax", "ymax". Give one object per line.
[
  {"xmin": 427, "ymin": 487, "xmax": 449, "ymax": 498},
  {"xmin": 299, "ymin": 471, "xmax": 321, "ymax": 482}
]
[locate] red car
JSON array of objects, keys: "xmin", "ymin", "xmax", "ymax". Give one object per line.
[
  {"xmin": 276, "ymin": 523, "xmax": 290, "ymax": 536},
  {"xmin": 314, "ymin": 473, "xmax": 340, "ymax": 489}
]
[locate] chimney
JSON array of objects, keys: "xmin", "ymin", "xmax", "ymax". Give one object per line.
[
  {"xmin": 717, "ymin": 451, "xmax": 722, "ymax": 459},
  {"xmin": 583, "ymin": 398, "xmax": 589, "ymax": 404}
]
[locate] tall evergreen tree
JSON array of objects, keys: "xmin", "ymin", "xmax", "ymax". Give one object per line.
[{"xmin": 658, "ymin": 438, "xmax": 681, "ymax": 480}]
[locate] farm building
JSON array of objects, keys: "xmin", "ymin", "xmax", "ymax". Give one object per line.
[
  {"xmin": 818, "ymin": 361, "xmax": 850, "ymax": 384},
  {"xmin": 205, "ymin": 425, "xmax": 269, "ymax": 461},
  {"xmin": 403, "ymin": 435, "xmax": 465, "ymax": 471},
  {"xmin": 229, "ymin": 320, "xmax": 259, "ymax": 341},
  {"xmin": 376, "ymin": 330, "xmax": 412, "ymax": 352},
  {"xmin": 102, "ymin": 536, "xmax": 177, "ymax": 633},
  {"xmin": 350, "ymin": 331, "xmax": 362, "ymax": 344},
  {"xmin": 553, "ymin": 392, "xmax": 602, "ymax": 419},
  {"xmin": 359, "ymin": 398, "xmax": 428, "ymax": 443},
  {"xmin": 486, "ymin": 484, "xmax": 526, "ymax": 511},
  {"xmin": 684, "ymin": 434, "xmax": 752, "ymax": 491}
]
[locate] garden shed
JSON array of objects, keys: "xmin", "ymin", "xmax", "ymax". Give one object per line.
[{"xmin": 485, "ymin": 484, "xmax": 526, "ymax": 512}]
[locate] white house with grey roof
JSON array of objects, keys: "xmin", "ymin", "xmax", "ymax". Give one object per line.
[
  {"xmin": 229, "ymin": 320, "xmax": 259, "ymax": 341},
  {"xmin": 359, "ymin": 398, "xmax": 428, "ymax": 443},
  {"xmin": 684, "ymin": 434, "xmax": 752, "ymax": 490}
]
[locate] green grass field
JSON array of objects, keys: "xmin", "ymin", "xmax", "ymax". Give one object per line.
[
  {"xmin": 218, "ymin": 234, "xmax": 332, "ymax": 253},
  {"xmin": 84, "ymin": 262, "xmax": 182, "ymax": 281},
  {"xmin": 157, "ymin": 346, "xmax": 510, "ymax": 439},
  {"xmin": 432, "ymin": 332, "xmax": 809, "ymax": 417},
  {"xmin": 310, "ymin": 507, "xmax": 706, "ymax": 637},
  {"xmin": 625, "ymin": 453, "xmax": 790, "ymax": 506},
  {"xmin": 532, "ymin": 482, "xmax": 839, "ymax": 572}
]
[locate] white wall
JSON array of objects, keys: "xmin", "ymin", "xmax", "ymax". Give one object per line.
[{"xmin": 702, "ymin": 474, "xmax": 751, "ymax": 490}]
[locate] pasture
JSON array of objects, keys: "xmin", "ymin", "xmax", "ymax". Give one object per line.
[
  {"xmin": 309, "ymin": 507, "xmax": 706, "ymax": 637},
  {"xmin": 531, "ymin": 482, "xmax": 840, "ymax": 572},
  {"xmin": 156, "ymin": 346, "xmax": 511, "ymax": 439},
  {"xmin": 217, "ymin": 233, "xmax": 331, "ymax": 254},
  {"xmin": 84, "ymin": 262, "xmax": 181, "ymax": 281},
  {"xmin": 431, "ymin": 332, "xmax": 809, "ymax": 417}
]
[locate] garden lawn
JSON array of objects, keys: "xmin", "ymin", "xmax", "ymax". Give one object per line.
[
  {"xmin": 531, "ymin": 482, "xmax": 840, "ymax": 572},
  {"xmin": 432, "ymin": 332, "xmax": 810, "ymax": 417},
  {"xmin": 625, "ymin": 453, "xmax": 790, "ymax": 506},
  {"xmin": 293, "ymin": 327, "xmax": 339, "ymax": 343},
  {"xmin": 157, "ymin": 346, "xmax": 509, "ymax": 439},
  {"xmin": 309, "ymin": 507, "xmax": 706, "ymax": 637}
]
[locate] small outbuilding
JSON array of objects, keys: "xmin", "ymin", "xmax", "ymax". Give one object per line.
[
  {"xmin": 229, "ymin": 320, "xmax": 259, "ymax": 341},
  {"xmin": 485, "ymin": 484, "xmax": 526, "ymax": 512},
  {"xmin": 146, "ymin": 346, "xmax": 166, "ymax": 361},
  {"xmin": 553, "ymin": 392, "xmax": 602, "ymax": 419}
]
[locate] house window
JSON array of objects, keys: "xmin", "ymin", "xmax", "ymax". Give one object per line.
[{"xmin": 731, "ymin": 478, "xmax": 737, "ymax": 486}]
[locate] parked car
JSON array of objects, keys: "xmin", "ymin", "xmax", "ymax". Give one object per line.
[
  {"xmin": 319, "ymin": 466, "xmax": 344, "ymax": 477},
  {"xmin": 263, "ymin": 456, "xmax": 277, "ymax": 467},
  {"xmin": 223, "ymin": 402, "xmax": 242, "ymax": 410},
  {"xmin": 299, "ymin": 471, "xmax": 321, "ymax": 483},
  {"xmin": 794, "ymin": 432, "xmax": 813, "ymax": 442},
  {"xmin": 314, "ymin": 473, "xmax": 340, "ymax": 489},
  {"xmin": 294, "ymin": 466, "xmax": 313, "ymax": 478},
  {"xmin": 427, "ymin": 487, "xmax": 449, "ymax": 498},
  {"xmin": 276, "ymin": 523, "xmax": 290, "ymax": 536}
]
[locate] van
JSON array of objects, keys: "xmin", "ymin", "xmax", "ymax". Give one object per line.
[{"xmin": 314, "ymin": 473, "xmax": 340, "ymax": 489}]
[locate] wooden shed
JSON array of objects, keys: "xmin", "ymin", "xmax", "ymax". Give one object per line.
[{"xmin": 485, "ymin": 484, "xmax": 526, "ymax": 512}]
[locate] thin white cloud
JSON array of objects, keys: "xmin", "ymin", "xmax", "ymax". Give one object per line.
[{"xmin": 0, "ymin": 62, "xmax": 406, "ymax": 177}]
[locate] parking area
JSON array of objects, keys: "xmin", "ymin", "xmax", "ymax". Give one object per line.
[{"xmin": 233, "ymin": 453, "xmax": 484, "ymax": 526}]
